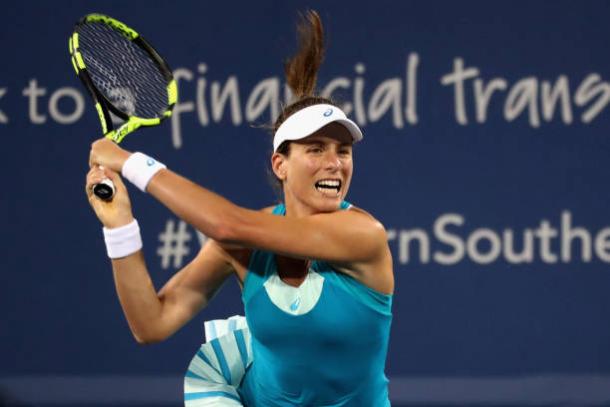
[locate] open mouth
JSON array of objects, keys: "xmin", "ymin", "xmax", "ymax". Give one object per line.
[{"xmin": 315, "ymin": 179, "xmax": 342, "ymax": 196}]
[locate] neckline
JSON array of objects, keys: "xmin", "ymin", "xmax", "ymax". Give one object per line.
[{"xmin": 272, "ymin": 255, "xmax": 313, "ymax": 289}]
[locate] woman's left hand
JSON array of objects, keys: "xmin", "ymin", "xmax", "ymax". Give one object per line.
[{"xmin": 89, "ymin": 138, "xmax": 132, "ymax": 172}]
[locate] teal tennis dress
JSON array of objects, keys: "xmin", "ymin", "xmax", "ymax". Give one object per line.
[{"xmin": 184, "ymin": 202, "xmax": 393, "ymax": 406}]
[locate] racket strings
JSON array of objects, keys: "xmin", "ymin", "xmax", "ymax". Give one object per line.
[{"xmin": 77, "ymin": 22, "xmax": 169, "ymax": 118}]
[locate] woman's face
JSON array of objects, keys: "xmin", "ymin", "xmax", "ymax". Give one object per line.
[{"xmin": 273, "ymin": 122, "xmax": 354, "ymax": 215}]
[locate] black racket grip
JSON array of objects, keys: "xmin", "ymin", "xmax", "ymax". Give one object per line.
[{"xmin": 93, "ymin": 178, "xmax": 116, "ymax": 201}]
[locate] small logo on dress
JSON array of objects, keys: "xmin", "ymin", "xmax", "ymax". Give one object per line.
[
  {"xmin": 323, "ymin": 108, "xmax": 333, "ymax": 117},
  {"xmin": 146, "ymin": 158, "xmax": 155, "ymax": 166},
  {"xmin": 290, "ymin": 297, "xmax": 301, "ymax": 311}
]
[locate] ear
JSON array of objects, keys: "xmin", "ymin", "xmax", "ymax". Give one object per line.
[{"xmin": 271, "ymin": 152, "xmax": 287, "ymax": 181}]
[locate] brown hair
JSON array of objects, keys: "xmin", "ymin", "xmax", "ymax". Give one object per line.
[
  {"xmin": 274, "ymin": 10, "xmax": 337, "ymax": 153},
  {"xmin": 269, "ymin": 10, "xmax": 338, "ymax": 198}
]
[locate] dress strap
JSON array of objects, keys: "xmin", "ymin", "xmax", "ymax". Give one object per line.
[{"xmin": 272, "ymin": 203, "xmax": 286, "ymax": 215}]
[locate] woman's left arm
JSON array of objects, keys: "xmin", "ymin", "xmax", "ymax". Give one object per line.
[{"xmin": 90, "ymin": 139, "xmax": 388, "ymax": 269}]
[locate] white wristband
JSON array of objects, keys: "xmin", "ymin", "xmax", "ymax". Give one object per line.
[
  {"xmin": 103, "ymin": 219, "xmax": 143, "ymax": 259},
  {"xmin": 121, "ymin": 152, "xmax": 167, "ymax": 192}
]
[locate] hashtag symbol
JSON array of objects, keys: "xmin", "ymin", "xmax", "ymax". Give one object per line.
[{"xmin": 157, "ymin": 218, "xmax": 191, "ymax": 269}]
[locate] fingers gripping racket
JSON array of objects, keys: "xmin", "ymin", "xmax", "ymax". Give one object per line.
[{"xmin": 69, "ymin": 14, "xmax": 177, "ymax": 200}]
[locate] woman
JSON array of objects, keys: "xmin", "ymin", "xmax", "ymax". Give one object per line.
[{"xmin": 86, "ymin": 10, "xmax": 394, "ymax": 406}]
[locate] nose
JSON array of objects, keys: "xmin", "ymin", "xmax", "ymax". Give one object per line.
[{"xmin": 323, "ymin": 150, "xmax": 342, "ymax": 171}]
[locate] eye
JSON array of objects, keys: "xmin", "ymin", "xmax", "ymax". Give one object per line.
[{"xmin": 308, "ymin": 146, "xmax": 323, "ymax": 153}]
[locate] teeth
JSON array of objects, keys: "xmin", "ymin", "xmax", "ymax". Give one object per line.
[
  {"xmin": 315, "ymin": 186, "xmax": 340, "ymax": 196},
  {"xmin": 315, "ymin": 179, "xmax": 341, "ymax": 197},
  {"xmin": 316, "ymin": 179, "xmax": 340, "ymax": 187}
]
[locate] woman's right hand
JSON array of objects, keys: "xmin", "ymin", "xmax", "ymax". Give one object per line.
[{"xmin": 86, "ymin": 166, "xmax": 135, "ymax": 228}]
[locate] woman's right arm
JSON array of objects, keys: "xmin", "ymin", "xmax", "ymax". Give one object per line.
[
  {"xmin": 110, "ymin": 238, "xmax": 234, "ymax": 344},
  {"xmin": 86, "ymin": 167, "xmax": 235, "ymax": 344}
]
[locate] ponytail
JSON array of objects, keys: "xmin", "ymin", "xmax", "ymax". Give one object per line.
[
  {"xmin": 274, "ymin": 10, "xmax": 334, "ymax": 134},
  {"xmin": 284, "ymin": 10, "xmax": 325, "ymax": 100}
]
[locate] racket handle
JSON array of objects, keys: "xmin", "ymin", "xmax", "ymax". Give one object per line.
[{"xmin": 93, "ymin": 178, "xmax": 116, "ymax": 201}]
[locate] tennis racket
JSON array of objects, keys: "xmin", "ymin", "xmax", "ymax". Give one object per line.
[{"xmin": 69, "ymin": 13, "xmax": 177, "ymax": 201}]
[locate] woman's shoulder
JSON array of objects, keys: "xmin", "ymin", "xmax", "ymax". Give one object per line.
[
  {"xmin": 258, "ymin": 202, "xmax": 387, "ymax": 237},
  {"xmin": 329, "ymin": 205, "xmax": 394, "ymax": 295},
  {"xmin": 340, "ymin": 204, "xmax": 388, "ymax": 235},
  {"xmin": 345, "ymin": 204, "xmax": 376, "ymax": 220}
]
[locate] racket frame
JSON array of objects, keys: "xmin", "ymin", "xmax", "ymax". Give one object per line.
[{"xmin": 68, "ymin": 13, "xmax": 177, "ymax": 144}]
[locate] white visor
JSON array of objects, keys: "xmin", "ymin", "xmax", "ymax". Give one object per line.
[{"xmin": 273, "ymin": 104, "xmax": 363, "ymax": 152}]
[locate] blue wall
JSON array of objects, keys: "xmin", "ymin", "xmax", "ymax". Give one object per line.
[{"xmin": 2, "ymin": 1, "xmax": 610, "ymax": 405}]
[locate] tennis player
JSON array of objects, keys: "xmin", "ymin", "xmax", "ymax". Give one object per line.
[{"xmin": 86, "ymin": 10, "xmax": 393, "ymax": 406}]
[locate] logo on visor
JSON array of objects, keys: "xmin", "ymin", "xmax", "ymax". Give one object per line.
[{"xmin": 323, "ymin": 108, "xmax": 333, "ymax": 117}]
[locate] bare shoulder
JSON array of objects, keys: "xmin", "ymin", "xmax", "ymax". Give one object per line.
[
  {"xmin": 331, "ymin": 205, "xmax": 389, "ymax": 239},
  {"xmin": 331, "ymin": 205, "xmax": 394, "ymax": 294},
  {"xmin": 345, "ymin": 204, "xmax": 384, "ymax": 224}
]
